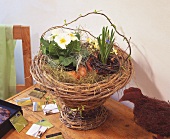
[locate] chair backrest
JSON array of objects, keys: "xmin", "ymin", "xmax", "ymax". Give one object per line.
[{"xmin": 13, "ymin": 25, "xmax": 33, "ymax": 92}]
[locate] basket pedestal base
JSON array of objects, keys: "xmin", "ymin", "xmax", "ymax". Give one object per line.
[{"xmin": 59, "ymin": 105, "xmax": 108, "ymax": 130}]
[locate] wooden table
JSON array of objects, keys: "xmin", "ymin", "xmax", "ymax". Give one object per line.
[{"xmin": 4, "ymin": 85, "xmax": 155, "ymax": 139}]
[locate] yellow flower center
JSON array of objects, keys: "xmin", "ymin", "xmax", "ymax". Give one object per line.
[
  {"xmin": 70, "ymin": 33, "xmax": 74, "ymax": 37},
  {"xmin": 60, "ymin": 38, "xmax": 66, "ymax": 44}
]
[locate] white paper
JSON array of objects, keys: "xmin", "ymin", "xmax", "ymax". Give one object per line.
[
  {"xmin": 26, "ymin": 124, "xmax": 47, "ymax": 138},
  {"xmin": 42, "ymin": 104, "xmax": 59, "ymax": 115}
]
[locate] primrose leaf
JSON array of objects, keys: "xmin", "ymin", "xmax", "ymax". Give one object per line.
[
  {"xmin": 40, "ymin": 45, "xmax": 46, "ymax": 54},
  {"xmin": 59, "ymin": 56, "xmax": 74, "ymax": 66}
]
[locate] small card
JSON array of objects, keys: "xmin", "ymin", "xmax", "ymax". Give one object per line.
[
  {"xmin": 42, "ymin": 104, "xmax": 59, "ymax": 115},
  {"xmin": 26, "ymin": 124, "xmax": 47, "ymax": 138},
  {"xmin": 35, "ymin": 119, "xmax": 54, "ymax": 129},
  {"xmin": 28, "ymin": 88, "xmax": 47, "ymax": 99},
  {"xmin": 15, "ymin": 97, "xmax": 32, "ymax": 106},
  {"xmin": 33, "ymin": 101, "xmax": 44, "ymax": 112},
  {"xmin": 9, "ymin": 111, "xmax": 28, "ymax": 132},
  {"xmin": 46, "ymin": 132, "xmax": 65, "ymax": 139}
]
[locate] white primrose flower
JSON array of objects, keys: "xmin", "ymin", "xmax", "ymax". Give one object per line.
[
  {"xmin": 69, "ymin": 33, "xmax": 79, "ymax": 41},
  {"xmin": 47, "ymin": 35, "xmax": 53, "ymax": 42},
  {"xmin": 47, "ymin": 29, "xmax": 59, "ymax": 42},
  {"xmin": 51, "ymin": 29, "xmax": 58, "ymax": 36},
  {"xmin": 54, "ymin": 33, "xmax": 71, "ymax": 49}
]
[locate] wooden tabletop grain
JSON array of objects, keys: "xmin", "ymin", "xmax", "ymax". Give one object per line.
[{"xmin": 3, "ymin": 85, "xmax": 155, "ymax": 139}]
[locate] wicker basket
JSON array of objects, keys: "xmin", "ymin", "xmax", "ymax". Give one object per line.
[{"xmin": 30, "ymin": 12, "xmax": 133, "ymax": 130}]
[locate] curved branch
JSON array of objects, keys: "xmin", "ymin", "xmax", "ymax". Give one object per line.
[
  {"xmin": 42, "ymin": 11, "xmax": 131, "ymax": 63},
  {"xmin": 63, "ymin": 11, "xmax": 131, "ymax": 61}
]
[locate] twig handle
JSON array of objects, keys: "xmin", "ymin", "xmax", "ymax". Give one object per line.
[{"xmin": 41, "ymin": 11, "xmax": 131, "ymax": 62}]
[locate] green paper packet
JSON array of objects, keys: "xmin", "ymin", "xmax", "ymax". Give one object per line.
[
  {"xmin": 35, "ymin": 119, "xmax": 54, "ymax": 129},
  {"xmin": 28, "ymin": 88, "xmax": 46, "ymax": 99},
  {"xmin": 9, "ymin": 111, "xmax": 28, "ymax": 132}
]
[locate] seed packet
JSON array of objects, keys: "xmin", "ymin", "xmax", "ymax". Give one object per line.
[
  {"xmin": 15, "ymin": 97, "xmax": 32, "ymax": 106},
  {"xmin": 35, "ymin": 119, "xmax": 54, "ymax": 129},
  {"xmin": 26, "ymin": 124, "xmax": 47, "ymax": 138},
  {"xmin": 42, "ymin": 104, "xmax": 59, "ymax": 115},
  {"xmin": 46, "ymin": 132, "xmax": 65, "ymax": 139},
  {"xmin": 28, "ymin": 88, "xmax": 47, "ymax": 99},
  {"xmin": 9, "ymin": 111, "xmax": 28, "ymax": 132},
  {"xmin": 33, "ymin": 101, "xmax": 44, "ymax": 112}
]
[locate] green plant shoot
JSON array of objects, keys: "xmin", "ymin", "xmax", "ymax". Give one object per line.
[{"xmin": 97, "ymin": 27, "xmax": 115, "ymax": 64}]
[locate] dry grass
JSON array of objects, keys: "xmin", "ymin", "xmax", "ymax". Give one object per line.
[{"xmin": 43, "ymin": 64, "xmax": 109, "ymax": 84}]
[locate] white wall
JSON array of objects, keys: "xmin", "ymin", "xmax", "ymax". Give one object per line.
[{"xmin": 1, "ymin": 0, "xmax": 170, "ymax": 107}]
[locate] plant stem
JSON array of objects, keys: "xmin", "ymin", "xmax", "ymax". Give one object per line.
[{"xmin": 41, "ymin": 11, "xmax": 131, "ymax": 63}]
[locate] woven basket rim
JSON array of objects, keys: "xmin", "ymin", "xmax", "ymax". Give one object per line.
[{"xmin": 31, "ymin": 45, "xmax": 133, "ymax": 87}]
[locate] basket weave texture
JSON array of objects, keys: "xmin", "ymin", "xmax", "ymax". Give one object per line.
[
  {"xmin": 30, "ymin": 12, "xmax": 133, "ymax": 130},
  {"xmin": 30, "ymin": 47, "xmax": 133, "ymax": 130},
  {"xmin": 31, "ymin": 46, "xmax": 133, "ymax": 111}
]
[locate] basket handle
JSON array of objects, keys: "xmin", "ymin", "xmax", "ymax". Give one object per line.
[{"xmin": 41, "ymin": 11, "xmax": 131, "ymax": 63}]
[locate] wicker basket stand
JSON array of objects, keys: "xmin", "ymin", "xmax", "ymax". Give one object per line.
[{"xmin": 30, "ymin": 12, "xmax": 133, "ymax": 130}]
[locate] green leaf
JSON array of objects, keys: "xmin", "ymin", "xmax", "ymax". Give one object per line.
[
  {"xmin": 57, "ymin": 105, "xmax": 61, "ymax": 111},
  {"xmin": 40, "ymin": 37, "xmax": 49, "ymax": 47},
  {"xmin": 40, "ymin": 37, "xmax": 52, "ymax": 55},
  {"xmin": 71, "ymin": 108, "xmax": 77, "ymax": 112},
  {"xmin": 75, "ymin": 33, "xmax": 80, "ymax": 40},
  {"xmin": 111, "ymin": 24, "xmax": 116, "ymax": 29},
  {"xmin": 52, "ymin": 59, "xmax": 60, "ymax": 65},
  {"xmin": 65, "ymin": 40, "xmax": 80, "ymax": 57},
  {"xmin": 94, "ymin": 9, "xmax": 98, "ymax": 13},
  {"xmin": 64, "ymin": 19, "xmax": 67, "ymax": 26},
  {"xmin": 48, "ymin": 59, "xmax": 59, "ymax": 68},
  {"xmin": 49, "ymin": 44, "xmax": 57, "ymax": 55},
  {"xmin": 80, "ymin": 47, "xmax": 89, "ymax": 58},
  {"xmin": 40, "ymin": 45, "xmax": 46, "ymax": 54},
  {"xmin": 80, "ymin": 110, "xmax": 83, "ymax": 117},
  {"xmin": 81, "ymin": 105, "xmax": 85, "ymax": 110},
  {"xmin": 59, "ymin": 56, "xmax": 74, "ymax": 66},
  {"xmin": 73, "ymin": 41, "xmax": 81, "ymax": 51},
  {"xmin": 97, "ymin": 26, "xmax": 115, "ymax": 64}
]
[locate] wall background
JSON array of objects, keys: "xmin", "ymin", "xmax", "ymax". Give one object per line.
[{"xmin": 0, "ymin": 0, "xmax": 170, "ymax": 107}]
